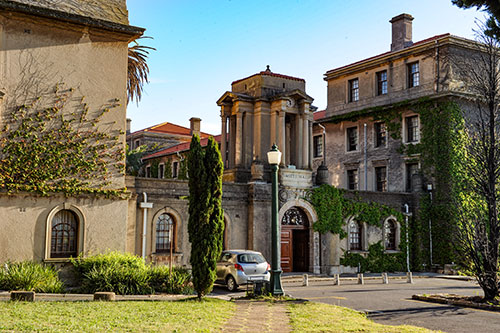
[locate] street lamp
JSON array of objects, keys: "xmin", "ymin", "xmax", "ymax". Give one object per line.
[{"xmin": 267, "ymin": 144, "xmax": 284, "ymax": 296}]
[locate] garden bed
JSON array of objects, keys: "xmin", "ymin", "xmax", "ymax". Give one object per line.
[{"xmin": 412, "ymin": 293, "xmax": 500, "ymax": 312}]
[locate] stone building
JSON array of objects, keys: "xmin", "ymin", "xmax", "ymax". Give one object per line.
[
  {"xmin": 0, "ymin": 7, "xmax": 481, "ymax": 277},
  {"xmin": 126, "ymin": 117, "xmax": 211, "ymax": 150},
  {"xmin": 0, "ymin": 0, "xmax": 143, "ymax": 264}
]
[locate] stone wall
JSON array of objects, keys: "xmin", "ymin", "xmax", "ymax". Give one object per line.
[
  {"xmin": 0, "ymin": 192, "xmax": 129, "ymax": 263},
  {"xmin": 12, "ymin": 0, "xmax": 129, "ymax": 25}
]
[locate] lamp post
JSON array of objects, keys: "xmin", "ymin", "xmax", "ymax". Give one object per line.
[{"xmin": 267, "ymin": 144, "xmax": 284, "ymax": 296}]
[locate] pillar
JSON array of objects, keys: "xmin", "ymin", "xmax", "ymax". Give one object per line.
[
  {"xmin": 221, "ymin": 111, "xmax": 227, "ymax": 168},
  {"xmin": 297, "ymin": 115, "xmax": 303, "ymax": 169},
  {"xmin": 302, "ymin": 117, "xmax": 309, "ymax": 169},
  {"xmin": 235, "ymin": 112, "xmax": 243, "ymax": 167},
  {"xmin": 278, "ymin": 111, "xmax": 286, "ymax": 166}
]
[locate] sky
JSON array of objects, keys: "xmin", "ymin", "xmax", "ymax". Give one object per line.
[{"xmin": 126, "ymin": 0, "xmax": 485, "ymax": 135}]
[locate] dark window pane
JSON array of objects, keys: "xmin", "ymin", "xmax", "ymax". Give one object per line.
[
  {"xmin": 349, "ymin": 78, "xmax": 359, "ymax": 102},
  {"xmin": 375, "ymin": 166, "xmax": 387, "ymax": 192},
  {"xmin": 408, "ymin": 62, "xmax": 420, "ymax": 88},
  {"xmin": 347, "ymin": 127, "xmax": 358, "ymax": 151},
  {"xmin": 385, "ymin": 220, "xmax": 397, "ymax": 250},
  {"xmin": 377, "ymin": 71, "xmax": 387, "ymax": 95},
  {"xmin": 313, "ymin": 135, "xmax": 323, "ymax": 158},
  {"xmin": 375, "ymin": 122, "xmax": 386, "ymax": 147},
  {"xmin": 51, "ymin": 210, "xmax": 78, "ymax": 258},
  {"xmin": 156, "ymin": 213, "xmax": 174, "ymax": 252},
  {"xmin": 347, "ymin": 169, "xmax": 358, "ymax": 190},
  {"xmin": 406, "ymin": 116, "xmax": 419, "ymax": 142}
]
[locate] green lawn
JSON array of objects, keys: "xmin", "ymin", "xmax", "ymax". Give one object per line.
[
  {"xmin": 0, "ymin": 298, "xmax": 439, "ymax": 332},
  {"xmin": 0, "ymin": 298, "xmax": 234, "ymax": 332},
  {"xmin": 288, "ymin": 301, "xmax": 440, "ymax": 332}
]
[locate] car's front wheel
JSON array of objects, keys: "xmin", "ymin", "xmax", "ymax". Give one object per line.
[{"xmin": 226, "ymin": 275, "xmax": 238, "ymax": 292}]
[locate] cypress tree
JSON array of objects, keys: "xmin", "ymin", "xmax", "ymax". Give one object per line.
[{"xmin": 187, "ymin": 135, "xmax": 224, "ymax": 299}]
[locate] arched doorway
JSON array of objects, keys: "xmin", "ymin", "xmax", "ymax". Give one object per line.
[{"xmin": 281, "ymin": 206, "xmax": 309, "ymax": 272}]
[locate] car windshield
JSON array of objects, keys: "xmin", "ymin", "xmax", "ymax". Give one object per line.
[{"xmin": 237, "ymin": 253, "xmax": 266, "ymax": 264}]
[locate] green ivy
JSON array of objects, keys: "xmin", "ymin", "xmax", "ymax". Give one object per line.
[
  {"xmin": 307, "ymin": 185, "xmax": 403, "ymax": 237},
  {"xmin": 340, "ymin": 242, "xmax": 405, "ymax": 273},
  {"xmin": 371, "ymin": 99, "xmax": 468, "ymax": 266},
  {"xmin": 0, "ymin": 84, "xmax": 128, "ymax": 198}
]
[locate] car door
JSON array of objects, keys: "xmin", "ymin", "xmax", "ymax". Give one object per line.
[{"xmin": 216, "ymin": 252, "xmax": 232, "ymax": 282}]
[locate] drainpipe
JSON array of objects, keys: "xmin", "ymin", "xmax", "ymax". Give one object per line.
[
  {"xmin": 435, "ymin": 40, "xmax": 440, "ymax": 93},
  {"xmin": 139, "ymin": 192, "xmax": 153, "ymax": 260},
  {"xmin": 403, "ymin": 204, "xmax": 412, "ymax": 273},
  {"xmin": 363, "ymin": 123, "xmax": 367, "ymax": 190}
]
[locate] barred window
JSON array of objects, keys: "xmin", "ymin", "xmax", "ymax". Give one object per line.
[
  {"xmin": 156, "ymin": 213, "xmax": 174, "ymax": 253},
  {"xmin": 51, "ymin": 210, "xmax": 78, "ymax": 258}
]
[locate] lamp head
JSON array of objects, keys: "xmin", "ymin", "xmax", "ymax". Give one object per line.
[{"xmin": 267, "ymin": 144, "xmax": 282, "ymax": 165}]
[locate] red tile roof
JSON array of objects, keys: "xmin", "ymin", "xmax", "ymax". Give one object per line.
[
  {"xmin": 130, "ymin": 121, "xmax": 211, "ymax": 138},
  {"xmin": 313, "ymin": 110, "xmax": 326, "ymax": 121},
  {"xmin": 325, "ymin": 33, "xmax": 451, "ymax": 75},
  {"xmin": 143, "ymin": 134, "xmax": 222, "ymax": 160},
  {"xmin": 232, "ymin": 70, "xmax": 305, "ymax": 85}
]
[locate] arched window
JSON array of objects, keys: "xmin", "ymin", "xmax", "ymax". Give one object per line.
[
  {"xmin": 51, "ymin": 210, "xmax": 78, "ymax": 258},
  {"xmin": 349, "ymin": 220, "xmax": 362, "ymax": 251},
  {"xmin": 385, "ymin": 219, "xmax": 397, "ymax": 250},
  {"xmin": 156, "ymin": 213, "xmax": 175, "ymax": 253}
]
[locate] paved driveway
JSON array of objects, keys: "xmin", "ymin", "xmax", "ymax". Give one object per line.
[{"xmin": 284, "ymin": 277, "xmax": 500, "ymax": 333}]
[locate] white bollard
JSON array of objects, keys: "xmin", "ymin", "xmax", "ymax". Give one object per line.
[
  {"xmin": 334, "ymin": 274, "xmax": 340, "ymax": 286},
  {"xmin": 357, "ymin": 273, "xmax": 364, "ymax": 285},
  {"xmin": 382, "ymin": 272, "xmax": 389, "ymax": 284},
  {"xmin": 303, "ymin": 274, "xmax": 309, "ymax": 286},
  {"xmin": 406, "ymin": 272, "xmax": 413, "ymax": 284}
]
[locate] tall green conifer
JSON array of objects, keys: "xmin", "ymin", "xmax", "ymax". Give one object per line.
[{"xmin": 187, "ymin": 135, "xmax": 224, "ymax": 299}]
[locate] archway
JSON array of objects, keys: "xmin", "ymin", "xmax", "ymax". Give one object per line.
[
  {"xmin": 281, "ymin": 206, "xmax": 309, "ymax": 272},
  {"xmin": 279, "ymin": 199, "xmax": 319, "ymax": 274}
]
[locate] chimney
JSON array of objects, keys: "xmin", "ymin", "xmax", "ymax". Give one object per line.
[
  {"xmin": 126, "ymin": 118, "xmax": 131, "ymax": 135},
  {"xmin": 390, "ymin": 13, "xmax": 413, "ymax": 52},
  {"xmin": 189, "ymin": 117, "xmax": 201, "ymax": 137}
]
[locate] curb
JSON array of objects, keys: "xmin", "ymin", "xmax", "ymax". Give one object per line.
[{"xmin": 412, "ymin": 294, "xmax": 500, "ymax": 312}]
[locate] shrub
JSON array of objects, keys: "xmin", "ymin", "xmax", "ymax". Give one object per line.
[
  {"xmin": 149, "ymin": 265, "xmax": 193, "ymax": 294},
  {"xmin": 70, "ymin": 252, "xmax": 193, "ymax": 295},
  {"xmin": 71, "ymin": 252, "xmax": 152, "ymax": 295},
  {"xmin": 0, "ymin": 261, "xmax": 64, "ymax": 293}
]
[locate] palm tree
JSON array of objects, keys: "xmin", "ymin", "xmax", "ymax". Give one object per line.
[{"xmin": 128, "ymin": 37, "xmax": 155, "ymax": 105}]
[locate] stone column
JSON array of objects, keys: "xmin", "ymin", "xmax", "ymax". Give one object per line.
[
  {"xmin": 297, "ymin": 114, "xmax": 303, "ymax": 168},
  {"xmin": 270, "ymin": 111, "xmax": 277, "ymax": 147},
  {"xmin": 278, "ymin": 111, "xmax": 286, "ymax": 166},
  {"xmin": 303, "ymin": 117, "xmax": 309, "ymax": 169},
  {"xmin": 308, "ymin": 120, "xmax": 313, "ymax": 169},
  {"xmin": 253, "ymin": 109, "xmax": 261, "ymax": 161},
  {"xmin": 221, "ymin": 111, "xmax": 227, "ymax": 168},
  {"xmin": 235, "ymin": 112, "xmax": 243, "ymax": 167}
]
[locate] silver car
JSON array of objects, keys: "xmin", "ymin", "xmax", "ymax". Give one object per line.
[{"xmin": 216, "ymin": 250, "xmax": 271, "ymax": 291}]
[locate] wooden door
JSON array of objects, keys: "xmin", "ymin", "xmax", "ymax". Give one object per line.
[
  {"xmin": 281, "ymin": 228, "xmax": 292, "ymax": 272},
  {"xmin": 293, "ymin": 230, "xmax": 309, "ymax": 272}
]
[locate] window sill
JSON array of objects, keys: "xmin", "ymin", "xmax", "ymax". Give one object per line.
[
  {"xmin": 43, "ymin": 258, "xmax": 73, "ymax": 263},
  {"xmin": 384, "ymin": 250, "xmax": 401, "ymax": 254},
  {"xmin": 348, "ymin": 250, "xmax": 368, "ymax": 254}
]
